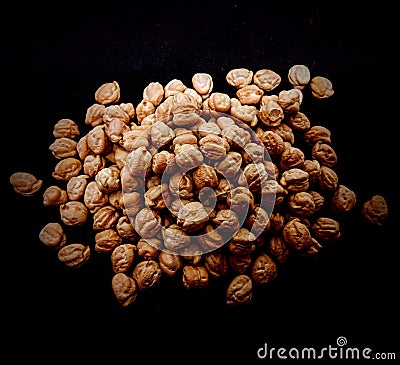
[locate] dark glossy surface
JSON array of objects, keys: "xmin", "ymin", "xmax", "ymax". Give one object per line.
[{"xmin": 2, "ymin": 3, "xmax": 398, "ymax": 362}]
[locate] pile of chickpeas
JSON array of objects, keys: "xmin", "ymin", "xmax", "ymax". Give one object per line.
[{"xmin": 9, "ymin": 66, "xmax": 388, "ymax": 306}]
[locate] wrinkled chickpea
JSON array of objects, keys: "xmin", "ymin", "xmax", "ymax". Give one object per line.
[
  {"xmin": 132, "ymin": 260, "xmax": 163, "ymax": 291},
  {"xmin": 94, "ymin": 81, "xmax": 120, "ymax": 105},
  {"xmin": 226, "ymin": 274, "xmax": 252, "ymax": 305},
  {"xmin": 10, "ymin": 172, "xmax": 43, "ymax": 196},
  {"xmin": 362, "ymin": 195, "xmax": 388, "ymax": 226},
  {"xmin": 309, "ymin": 76, "xmax": 334, "ymax": 99},
  {"xmin": 42, "ymin": 185, "xmax": 68, "ymax": 207},
  {"xmin": 288, "ymin": 65, "xmax": 311, "ymax": 90},
  {"xmin": 59, "ymin": 201, "xmax": 88, "ymax": 227},
  {"xmin": 111, "ymin": 244, "xmax": 136, "ymax": 273},
  {"xmin": 182, "ymin": 265, "xmax": 209, "ymax": 289},
  {"xmin": 53, "ymin": 118, "xmax": 80, "ymax": 139},
  {"xmin": 57, "ymin": 243, "xmax": 90, "ymax": 268},
  {"xmin": 38, "ymin": 222, "xmax": 67, "ymax": 249},
  {"xmin": 112, "ymin": 272, "xmax": 138, "ymax": 306}
]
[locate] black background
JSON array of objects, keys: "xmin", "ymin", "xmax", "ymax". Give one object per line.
[{"xmin": 2, "ymin": 3, "xmax": 398, "ymax": 362}]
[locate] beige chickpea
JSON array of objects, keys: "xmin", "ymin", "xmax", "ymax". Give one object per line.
[
  {"xmin": 150, "ymin": 121, "xmax": 175, "ymax": 149},
  {"xmin": 279, "ymin": 143, "xmax": 305, "ymax": 171},
  {"xmin": 143, "ymin": 81, "xmax": 164, "ymax": 106},
  {"xmin": 303, "ymin": 125, "xmax": 332, "ymax": 145},
  {"xmin": 92, "ymin": 205, "xmax": 120, "ymax": 231},
  {"xmin": 52, "ymin": 158, "xmax": 82, "ymax": 182},
  {"xmin": 103, "ymin": 104, "xmax": 130, "ymax": 124},
  {"xmin": 164, "ymin": 79, "xmax": 187, "ymax": 98},
  {"xmin": 134, "ymin": 207, "xmax": 161, "ymax": 239},
  {"xmin": 184, "ymin": 88, "xmax": 203, "ymax": 107},
  {"xmin": 192, "ymin": 165, "xmax": 219, "ymax": 191},
  {"xmin": 83, "ymin": 154, "xmax": 106, "ymax": 178},
  {"xmin": 94, "ymin": 81, "xmax": 120, "ymax": 105},
  {"xmin": 192, "ymin": 72, "xmax": 213, "ymax": 98},
  {"xmin": 258, "ymin": 97, "xmax": 284, "ymax": 127},
  {"xmin": 177, "ymin": 201, "xmax": 210, "ymax": 233},
  {"xmin": 309, "ymin": 76, "xmax": 334, "ymax": 99},
  {"xmin": 229, "ymin": 227, "xmax": 257, "ymax": 256},
  {"xmin": 331, "ymin": 184, "xmax": 357, "ymax": 214},
  {"xmin": 145, "ymin": 184, "xmax": 170, "ymax": 210},
  {"xmin": 267, "ymin": 236, "xmax": 290, "ymax": 264},
  {"xmin": 311, "ymin": 217, "xmax": 341, "ymax": 242},
  {"xmin": 125, "ymin": 146, "xmax": 152, "ymax": 176},
  {"xmin": 66, "ymin": 175, "xmax": 89, "ymax": 201},
  {"xmin": 236, "ymin": 84, "xmax": 264, "ymax": 105},
  {"xmin": 169, "ymin": 172, "xmax": 195, "ymax": 199},
  {"xmin": 172, "ymin": 129, "xmax": 198, "ymax": 150},
  {"xmin": 174, "ymin": 144, "xmax": 204, "ymax": 170},
  {"xmin": 214, "ymin": 151, "xmax": 242, "ymax": 178},
  {"xmin": 132, "ymin": 260, "xmax": 162, "ymax": 291},
  {"xmin": 49, "ymin": 138, "xmax": 77, "ymax": 159},
  {"xmin": 94, "ymin": 228, "xmax": 123, "ymax": 253},
  {"xmin": 83, "ymin": 180, "xmax": 109, "ymax": 214},
  {"xmin": 122, "ymin": 191, "xmax": 145, "ymax": 218},
  {"xmin": 199, "ymin": 134, "xmax": 230, "ymax": 161},
  {"xmin": 280, "ymin": 168, "xmax": 309, "ymax": 193},
  {"xmin": 226, "ymin": 68, "xmax": 253, "ymax": 88},
  {"xmin": 38, "ymin": 222, "xmax": 67, "ymax": 249},
  {"xmin": 120, "ymin": 128, "xmax": 149, "ymax": 152},
  {"xmin": 152, "ymin": 150, "xmax": 175, "ymax": 175},
  {"xmin": 94, "ymin": 165, "xmax": 121, "ymax": 193},
  {"xmin": 204, "ymin": 251, "xmax": 229, "ymax": 278},
  {"xmin": 288, "ymin": 64, "xmax": 311, "ymax": 89},
  {"xmin": 53, "ymin": 118, "xmax": 80, "ymax": 139},
  {"xmin": 110, "ymin": 244, "xmax": 136, "ymax": 274},
  {"xmin": 196, "ymin": 120, "xmax": 221, "ymax": 139},
  {"xmin": 158, "ymin": 251, "xmax": 182, "ymax": 277},
  {"xmin": 155, "ymin": 95, "xmax": 174, "ymax": 122},
  {"xmin": 58, "ymin": 243, "xmax": 90, "ymax": 268},
  {"xmin": 87, "ymin": 125, "xmax": 112, "ymax": 155},
  {"xmin": 42, "ymin": 185, "xmax": 68, "ymax": 207},
  {"xmin": 212, "ymin": 209, "xmax": 240, "ymax": 234},
  {"xmin": 162, "ymin": 224, "xmax": 191, "ymax": 252},
  {"xmin": 282, "ymin": 218, "xmax": 312, "ymax": 251},
  {"xmin": 136, "ymin": 99, "xmax": 156, "ymax": 124},
  {"xmin": 221, "ymin": 124, "xmax": 251, "ymax": 149},
  {"xmin": 226, "ymin": 274, "xmax": 252, "ymax": 305},
  {"xmin": 104, "ymin": 118, "xmax": 130, "ymax": 144},
  {"xmin": 116, "ymin": 215, "xmax": 138, "ymax": 242},
  {"xmin": 85, "ymin": 103, "xmax": 106, "ymax": 127},
  {"xmin": 60, "ymin": 201, "xmax": 88, "ymax": 226},
  {"xmin": 207, "ymin": 92, "xmax": 231, "ymax": 112},
  {"xmin": 253, "ymin": 69, "xmax": 281, "ymax": 91},
  {"xmin": 171, "ymin": 92, "xmax": 199, "ymax": 115},
  {"xmin": 182, "ymin": 265, "xmax": 209, "ymax": 289},
  {"xmin": 227, "ymin": 186, "xmax": 255, "ymax": 213},
  {"xmin": 120, "ymin": 102, "xmax": 136, "ymax": 120},
  {"xmin": 259, "ymin": 130, "xmax": 285, "ymax": 157},
  {"xmin": 76, "ymin": 134, "xmax": 91, "ymax": 160},
  {"xmin": 230, "ymin": 98, "xmax": 258, "ymax": 127},
  {"xmin": 109, "ymin": 190, "xmax": 124, "ymax": 210},
  {"xmin": 286, "ymin": 111, "xmax": 311, "ymax": 132},
  {"xmin": 112, "ymin": 272, "xmax": 137, "ymax": 307},
  {"xmin": 137, "ymin": 239, "xmax": 160, "ymax": 261},
  {"xmin": 251, "ymin": 253, "xmax": 278, "ymax": 285},
  {"xmin": 318, "ymin": 166, "xmax": 338, "ymax": 191},
  {"xmin": 277, "ymin": 89, "xmax": 303, "ymax": 115}
]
